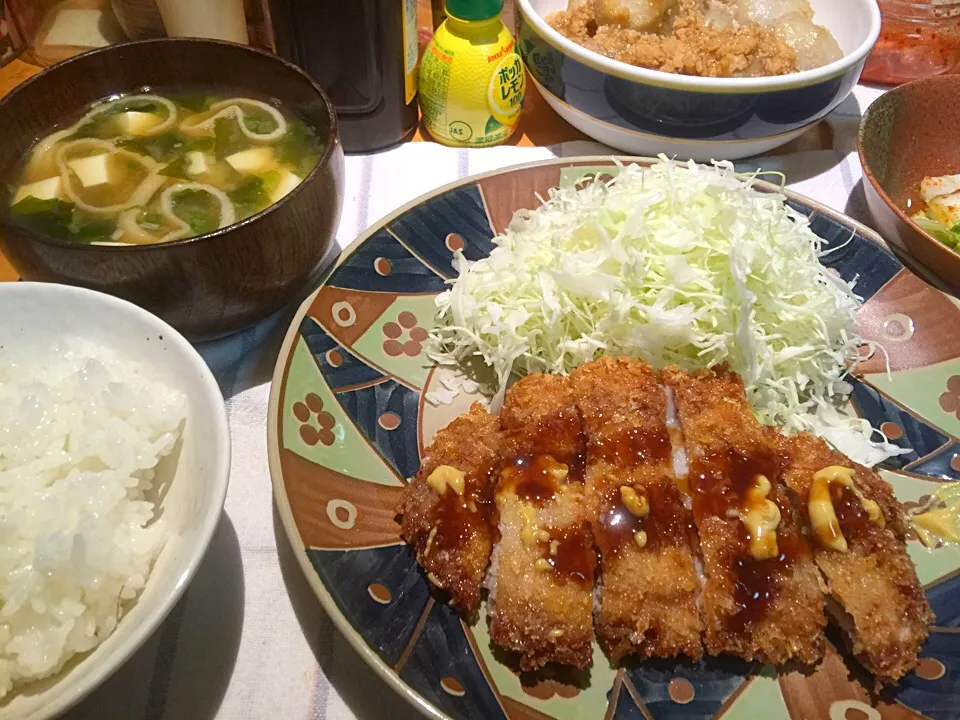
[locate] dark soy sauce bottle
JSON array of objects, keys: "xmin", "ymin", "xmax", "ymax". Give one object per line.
[{"xmin": 269, "ymin": 0, "xmax": 419, "ymax": 153}]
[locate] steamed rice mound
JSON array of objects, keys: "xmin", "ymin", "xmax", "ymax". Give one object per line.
[{"xmin": 0, "ymin": 337, "xmax": 185, "ymax": 697}]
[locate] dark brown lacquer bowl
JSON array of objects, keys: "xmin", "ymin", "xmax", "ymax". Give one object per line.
[
  {"xmin": 0, "ymin": 39, "xmax": 345, "ymax": 341},
  {"xmin": 858, "ymin": 75, "xmax": 960, "ymax": 290}
]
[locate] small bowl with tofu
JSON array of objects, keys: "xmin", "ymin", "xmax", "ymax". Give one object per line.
[
  {"xmin": 0, "ymin": 38, "xmax": 344, "ymax": 341},
  {"xmin": 859, "ymin": 74, "xmax": 960, "ymax": 290},
  {"xmin": 517, "ymin": 0, "xmax": 880, "ymax": 161}
]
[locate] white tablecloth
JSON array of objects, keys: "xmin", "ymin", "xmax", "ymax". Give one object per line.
[{"xmin": 61, "ymin": 84, "xmax": 886, "ymax": 720}]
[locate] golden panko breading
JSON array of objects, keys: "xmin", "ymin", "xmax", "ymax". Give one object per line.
[
  {"xmin": 662, "ymin": 365, "xmax": 825, "ymax": 665},
  {"xmin": 779, "ymin": 432, "xmax": 932, "ymax": 686},
  {"xmin": 397, "ymin": 403, "xmax": 501, "ymax": 613},
  {"xmin": 489, "ymin": 374, "xmax": 596, "ymax": 671},
  {"xmin": 571, "ymin": 357, "xmax": 702, "ymax": 661},
  {"xmin": 398, "ymin": 358, "xmax": 931, "ymax": 687}
]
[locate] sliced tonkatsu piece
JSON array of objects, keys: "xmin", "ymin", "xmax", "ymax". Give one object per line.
[
  {"xmin": 397, "ymin": 402, "xmax": 501, "ymax": 613},
  {"xmin": 570, "ymin": 357, "xmax": 702, "ymax": 662},
  {"xmin": 662, "ymin": 365, "xmax": 825, "ymax": 666},
  {"xmin": 779, "ymin": 432, "xmax": 932, "ymax": 685},
  {"xmin": 488, "ymin": 374, "xmax": 596, "ymax": 671}
]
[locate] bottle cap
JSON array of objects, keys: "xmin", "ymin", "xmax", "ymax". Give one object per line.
[{"xmin": 445, "ymin": 0, "xmax": 503, "ymax": 20}]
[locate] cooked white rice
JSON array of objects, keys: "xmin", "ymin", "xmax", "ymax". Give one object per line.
[{"xmin": 0, "ymin": 336, "xmax": 185, "ymax": 697}]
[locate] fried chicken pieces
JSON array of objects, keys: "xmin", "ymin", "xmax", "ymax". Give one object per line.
[{"xmin": 397, "ymin": 359, "xmax": 931, "ymax": 684}]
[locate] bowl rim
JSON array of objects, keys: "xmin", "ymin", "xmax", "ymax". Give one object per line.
[
  {"xmin": 0, "ymin": 37, "xmax": 340, "ymax": 253},
  {"xmin": 857, "ymin": 74, "xmax": 960, "ymax": 264},
  {"xmin": 516, "ymin": 0, "xmax": 881, "ymax": 94},
  {"xmin": 0, "ymin": 281, "xmax": 231, "ymax": 718}
]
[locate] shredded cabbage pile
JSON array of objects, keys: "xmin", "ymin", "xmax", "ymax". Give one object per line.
[{"xmin": 429, "ymin": 157, "xmax": 905, "ymax": 464}]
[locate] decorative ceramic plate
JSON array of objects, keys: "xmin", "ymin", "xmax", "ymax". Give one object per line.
[{"xmin": 268, "ymin": 157, "xmax": 960, "ymax": 720}]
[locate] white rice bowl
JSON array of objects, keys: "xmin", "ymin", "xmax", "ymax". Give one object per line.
[
  {"xmin": 0, "ymin": 337, "xmax": 185, "ymax": 697},
  {"xmin": 0, "ymin": 282, "xmax": 229, "ymax": 720}
]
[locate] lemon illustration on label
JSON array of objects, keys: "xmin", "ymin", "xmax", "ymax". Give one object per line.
[{"xmin": 418, "ymin": 0, "xmax": 525, "ymax": 148}]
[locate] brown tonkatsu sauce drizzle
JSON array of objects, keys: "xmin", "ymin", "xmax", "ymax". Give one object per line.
[
  {"xmin": 833, "ymin": 484, "xmax": 878, "ymax": 540},
  {"xmin": 595, "ymin": 481, "xmax": 694, "ymax": 556},
  {"xmin": 568, "ymin": 451, "xmax": 586, "ymax": 483},
  {"xmin": 727, "ymin": 530, "xmax": 805, "ymax": 633},
  {"xmin": 499, "ymin": 455, "xmax": 561, "ymax": 504},
  {"xmin": 431, "ymin": 467, "xmax": 496, "ymax": 553},
  {"xmin": 545, "ymin": 522, "xmax": 596, "ymax": 585},
  {"xmin": 690, "ymin": 447, "xmax": 801, "ymax": 631},
  {"xmin": 590, "ymin": 424, "xmax": 685, "ymax": 556},
  {"xmin": 691, "ymin": 447, "xmax": 778, "ymax": 521},
  {"xmin": 592, "ymin": 426, "xmax": 671, "ymax": 467},
  {"xmin": 499, "ymin": 451, "xmax": 585, "ymax": 505},
  {"xmin": 597, "ymin": 488, "xmax": 644, "ymax": 556}
]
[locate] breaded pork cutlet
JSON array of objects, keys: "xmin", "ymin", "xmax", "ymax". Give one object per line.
[
  {"xmin": 662, "ymin": 365, "xmax": 825, "ymax": 665},
  {"xmin": 570, "ymin": 357, "xmax": 702, "ymax": 662},
  {"xmin": 779, "ymin": 432, "xmax": 932, "ymax": 685},
  {"xmin": 489, "ymin": 374, "xmax": 596, "ymax": 671},
  {"xmin": 397, "ymin": 402, "xmax": 501, "ymax": 613}
]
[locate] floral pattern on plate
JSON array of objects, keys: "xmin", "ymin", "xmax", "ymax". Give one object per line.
[{"xmin": 269, "ymin": 158, "xmax": 960, "ymax": 720}]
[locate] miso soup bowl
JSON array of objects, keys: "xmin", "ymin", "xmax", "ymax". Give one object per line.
[
  {"xmin": 517, "ymin": 0, "xmax": 880, "ymax": 161},
  {"xmin": 0, "ymin": 38, "xmax": 345, "ymax": 341}
]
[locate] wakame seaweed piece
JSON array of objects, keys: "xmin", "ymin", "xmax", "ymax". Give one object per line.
[
  {"xmin": 172, "ymin": 93, "xmax": 211, "ymax": 113},
  {"xmin": 67, "ymin": 112, "xmax": 122, "ymax": 141},
  {"xmin": 214, "ymin": 117, "xmax": 248, "ymax": 159},
  {"xmin": 159, "ymin": 155, "xmax": 190, "ymax": 179},
  {"xmin": 11, "ymin": 196, "xmax": 114, "ymax": 243},
  {"xmin": 184, "ymin": 136, "xmax": 215, "ymax": 153},
  {"xmin": 11, "ymin": 196, "xmax": 75, "ymax": 235},
  {"xmin": 66, "ymin": 214, "xmax": 117, "ymax": 243},
  {"xmin": 116, "ymin": 133, "xmax": 186, "ymax": 162},
  {"xmin": 275, "ymin": 121, "xmax": 323, "ymax": 177},
  {"xmin": 227, "ymin": 176, "xmax": 270, "ymax": 216},
  {"xmin": 243, "ymin": 115, "xmax": 278, "ymax": 135},
  {"xmin": 260, "ymin": 170, "xmax": 281, "ymax": 197},
  {"xmin": 142, "ymin": 211, "xmax": 164, "ymax": 227},
  {"xmin": 170, "ymin": 188, "xmax": 222, "ymax": 235}
]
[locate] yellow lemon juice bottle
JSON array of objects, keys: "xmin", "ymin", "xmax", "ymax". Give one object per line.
[{"xmin": 419, "ymin": 0, "xmax": 526, "ymax": 147}]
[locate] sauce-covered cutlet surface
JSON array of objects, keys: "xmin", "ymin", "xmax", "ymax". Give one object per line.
[
  {"xmin": 397, "ymin": 402, "xmax": 501, "ymax": 613},
  {"xmin": 779, "ymin": 432, "xmax": 933, "ymax": 686},
  {"xmin": 662, "ymin": 365, "xmax": 825, "ymax": 665},
  {"xmin": 397, "ymin": 359, "xmax": 931, "ymax": 684},
  {"xmin": 570, "ymin": 357, "xmax": 701, "ymax": 661},
  {"xmin": 488, "ymin": 374, "xmax": 596, "ymax": 671}
]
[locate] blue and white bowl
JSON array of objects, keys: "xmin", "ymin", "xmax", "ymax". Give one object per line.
[{"xmin": 517, "ymin": 0, "xmax": 881, "ymax": 161}]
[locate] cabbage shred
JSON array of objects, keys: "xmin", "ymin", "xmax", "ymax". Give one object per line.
[{"xmin": 429, "ymin": 158, "xmax": 897, "ymax": 457}]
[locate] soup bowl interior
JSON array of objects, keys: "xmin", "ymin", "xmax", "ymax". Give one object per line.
[
  {"xmin": 0, "ymin": 39, "xmax": 344, "ymax": 341},
  {"xmin": 0, "ymin": 282, "xmax": 229, "ymax": 720},
  {"xmin": 858, "ymin": 74, "xmax": 960, "ymax": 289}
]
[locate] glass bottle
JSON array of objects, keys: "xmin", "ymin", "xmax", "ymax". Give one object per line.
[
  {"xmin": 269, "ymin": 0, "xmax": 420, "ymax": 152},
  {"xmin": 862, "ymin": 0, "xmax": 960, "ymax": 85}
]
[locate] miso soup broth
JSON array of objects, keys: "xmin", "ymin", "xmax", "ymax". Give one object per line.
[{"xmin": 8, "ymin": 88, "xmax": 325, "ymax": 245}]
